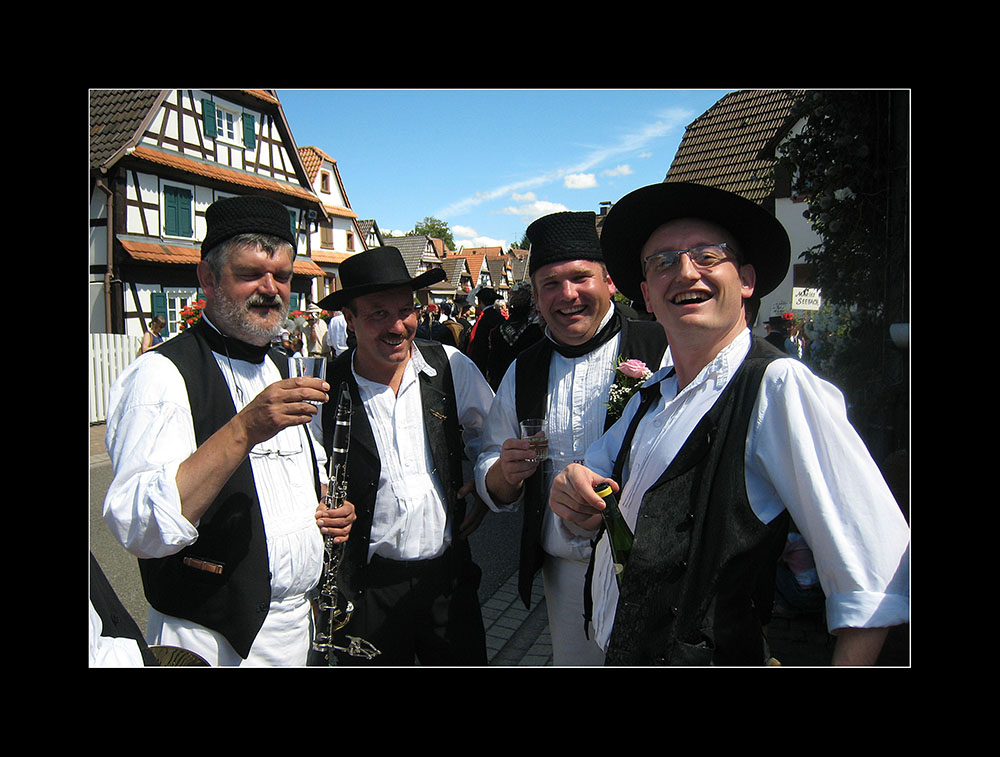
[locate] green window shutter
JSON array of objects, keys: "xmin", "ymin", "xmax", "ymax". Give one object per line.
[
  {"xmin": 151, "ymin": 292, "xmax": 169, "ymax": 336},
  {"xmin": 164, "ymin": 186, "xmax": 193, "ymax": 237},
  {"xmin": 202, "ymin": 99, "xmax": 217, "ymax": 138},
  {"xmin": 288, "ymin": 210, "xmax": 297, "ymax": 241},
  {"xmin": 242, "ymin": 113, "xmax": 256, "ymax": 149}
]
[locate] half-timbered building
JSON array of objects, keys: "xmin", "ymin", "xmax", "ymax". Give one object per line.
[
  {"xmin": 298, "ymin": 145, "xmax": 367, "ymax": 305},
  {"xmin": 89, "ymin": 89, "xmax": 326, "ymax": 340}
]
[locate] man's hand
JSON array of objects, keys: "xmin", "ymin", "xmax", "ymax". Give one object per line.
[
  {"xmin": 485, "ymin": 437, "xmax": 540, "ymax": 505},
  {"xmin": 549, "ymin": 462, "xmax": 613, "ymax": 532},
  {"xmin": 176, "ymin": 377, "xmax": 329, "ymax": 525},
  {"xmin": 237, "ymin": 377, "xmax": 330, "ymax": 447},
  {"xmin": 315, "ymin": 498, "xmax": 357, "ymax": 544}
]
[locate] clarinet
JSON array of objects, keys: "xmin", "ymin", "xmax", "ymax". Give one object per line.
[{"xmin": 312, "ymin": 382, "xmax": 380, "ymax": 661}]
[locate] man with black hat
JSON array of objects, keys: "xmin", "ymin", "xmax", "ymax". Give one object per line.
[
  {"xmin": 474, "ymin": 211, "xmax": 666, "ymax": 665},
  {"xmin": 466, "ymin": 286, "xmax": 505, "ymax": 375},
  {"xmin": 549, "ymin": 182, "xmax": 909, "ymax": 665},
  {"xmin": 317, "ymin": 246, "xmax": 495, "ymax": 666},
  {"xmin": 103, "ymin": 195, "xmax": 355, "ymax": 666}
]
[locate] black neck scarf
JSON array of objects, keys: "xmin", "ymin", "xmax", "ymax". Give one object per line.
[
  {"xmin": 548, "ymin": 306, "xmax": 622, "ymax": 359},
  {"xmin": 196, "ymin": 318, "xmax": 271, "ymax": 364}
]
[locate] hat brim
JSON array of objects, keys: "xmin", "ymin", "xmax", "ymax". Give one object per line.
[
  {"xmin": 600, "ymin": 182, "xmax": 790, "ymax": 302},
  {"xmin": 317, "ymin": 267, "xmax": 447, "ymax": 311}
]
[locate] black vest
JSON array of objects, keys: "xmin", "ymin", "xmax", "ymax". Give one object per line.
[
  {"xmin": 605, "ymin": 337, "xmax": 789, "ymax": 666},
  {"xmin": 323, "ymin": 340, "xmax": 473, "ymax": 598},
  {"xmin": 139, "ymin": 320, "xmax": 319, "ymax": 659},
  {"xmin": 91, "ymin": 553, "xmax": 160, "ymax": 666},
  {"xmin": 512, "ymin": 311, "xmax": 668, "ymax": 608}
]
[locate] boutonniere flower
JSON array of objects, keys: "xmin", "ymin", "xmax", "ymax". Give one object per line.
[{"xmin": 605, "ymin": 357, "xmax": 653, "ymax": 423}]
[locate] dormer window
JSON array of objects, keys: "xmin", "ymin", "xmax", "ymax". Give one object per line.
[{"xmin": 201, "ymin": 98, "xmax": 257, "ymax": 149}]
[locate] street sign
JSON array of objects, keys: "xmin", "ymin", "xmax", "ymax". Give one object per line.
[{"xmin": 792, "ymin": 287, "xmax": 822, "ymax": 311}]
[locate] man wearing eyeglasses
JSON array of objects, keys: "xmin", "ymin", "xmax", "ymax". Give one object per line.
[
  {"xmin": 549, "ymin": 182, "xmax": 909, "ymax": 666},
  {"xmin": 102, "ymin": 195, "xmax": 355, "ymax": 666}
]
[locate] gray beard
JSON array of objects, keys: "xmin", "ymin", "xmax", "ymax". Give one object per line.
[{"xmin": 208, "ymin": 290, "xmax": 289, "ymax": 346}]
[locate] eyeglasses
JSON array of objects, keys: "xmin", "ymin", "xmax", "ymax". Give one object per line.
[{"xmin": 642, "ymin": 244, "xmax": 735, "ymax": 277}]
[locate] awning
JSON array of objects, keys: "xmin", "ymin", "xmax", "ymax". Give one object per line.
[{"xmin": 118, "ymin": 236, "xmax": 326, "ymax": 277}]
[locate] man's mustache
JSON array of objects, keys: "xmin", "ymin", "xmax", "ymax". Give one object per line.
[{"xmin": 246, "ymin": 294, "xmax": 284, "ymax": 309}]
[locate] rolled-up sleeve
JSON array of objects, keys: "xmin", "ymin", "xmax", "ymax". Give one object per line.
[
  {"xmin": 102, "ymin": 354, "xmax": 200, "ymax": 559},
  {"xmin": 746, "ymin": 359, "xmax": 910, "ymax": 632}
]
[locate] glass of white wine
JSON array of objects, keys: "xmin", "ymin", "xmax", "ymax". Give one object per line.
[{"xmin": 520, "ymin": 418, "xmax": 548, "ymax": 463}]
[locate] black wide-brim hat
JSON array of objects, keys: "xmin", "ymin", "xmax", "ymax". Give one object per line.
[
  {"xmin": 317, "ymin": 246, "xmax": 446, "ymax": 311},
  {"xmin": 600, "ymin": 182, "xmax": 791, "ymax": 302},
  {"xmin": 202, "ymin": 194, "xmax": 297, "ymax": 253}
]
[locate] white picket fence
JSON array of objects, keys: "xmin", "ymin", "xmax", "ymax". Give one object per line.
[{"xmin": 90, "ymin": 333, "xmax": 141, "ymax": 424}]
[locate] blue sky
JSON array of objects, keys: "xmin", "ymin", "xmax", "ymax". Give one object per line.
[{"xmin": 276, "ymin": 89, "xmax": 733, "ymax": 251}]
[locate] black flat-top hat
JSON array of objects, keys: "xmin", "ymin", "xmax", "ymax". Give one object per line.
[
  {"xmin": 202, "ymin": 194, "xmax": 297, "ymax": 253},
  {"xmin": 527, "ymin": 211, "xmax": 603, "ymax": 277},
  {"xmin": 317, "ymin": 246, "xmax": 446, "ymax": 311},
  {"xmin": 599, "ymin": 182, "xmax": 791, "ymax": 302}
]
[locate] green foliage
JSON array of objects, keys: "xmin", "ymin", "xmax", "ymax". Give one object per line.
[
  {"xmin": 412, "ymin": 216, "xmax": 455, "ymax": 250},
  {"xmin": 777, "ymin": 90, "xmax": 908, "ymax": 446}
]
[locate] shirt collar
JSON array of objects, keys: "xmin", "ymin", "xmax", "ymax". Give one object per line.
[
  {"xmin": 655, "ymin": 328, "xmax": 752, "ymax": 395},
  {"xmin": 350, "ymin": 341, "xmax": 436, "ymax": 391}
]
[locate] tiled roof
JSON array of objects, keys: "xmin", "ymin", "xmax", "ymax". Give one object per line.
[
  {"xmin": 129, "ymin": 145, "xmax": 319, "ymax": 203},
  {"xmin": 384, "ymin": 235, "xmax": 433, "ymax": 275},
  {"xmin": 665, "ymin": 89, "xmax": 805, "ymax": 202},
  {"xmin": 90, "ymin": 89, "xmax": 164, "ymax": 169},
  {"xmin": 298, "ymin": 145, "xmax": 334, "ymax": 183}
]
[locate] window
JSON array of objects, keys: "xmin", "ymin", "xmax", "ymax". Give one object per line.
[
  {"xmin": 163, "ymin": 288, "xmax": 200, "ymax": 334},
  {"xmin": 201, "ymin": 98, "xmax": 255, "ymax": 149},
  {"xmin": 163, "ymin": 185, "xmax": 193, "ymax": 238},
  {"xmin": 215, "ymin": 108, "xmax": 237, "ymax": 141},
  {"xmin": 321, "ymin": 172, "xmax": 330, "ymax": 193}
]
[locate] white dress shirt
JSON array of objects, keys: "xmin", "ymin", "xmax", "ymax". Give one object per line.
[
  {"xmin": 102, "ymin": 316, "xmax": 327, "ymax": 666},
  {"xmin": 354, "ymin": 342, "xmax": 494, "ymax": 563},
  {"xmin": 584, "ymin": 328, "xmax": 910, "ymax": 651},
  {"xmin": 475, "ymin": 307, "xmax": 632, "ymax": 562}
]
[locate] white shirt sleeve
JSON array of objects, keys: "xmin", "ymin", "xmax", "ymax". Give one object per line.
[
  {"xmin": 102, "ymin": 353, "xmax": 201, "ymax": 559},
  {"xmin": 746, "ymin": 358, "xmax": 910, "ymax": 631},
  {"xmin": 442, "ymin": 344, "xmax": 495, "ymax": 473},
  {"xmin": 474, "ymin": 359, "xmax": 523, "ymax": 512}
]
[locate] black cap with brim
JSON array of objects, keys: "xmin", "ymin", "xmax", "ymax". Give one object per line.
[
  {"xmin": 317, "ymin": 246, "xmax": 447, "ymax": 311},
  {"xmin": 600, "ymin": 182, "xmax": 791, "ymax": 302}
]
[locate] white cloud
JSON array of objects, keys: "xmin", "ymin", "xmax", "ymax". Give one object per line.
[
  {"xmin": 437, "ymin": 105, "xmax": 694, "ymax": 239},
  {"xmin": 497, "ymin": 199, "xmax": 570, "ymax": 228},
  {"xmin": 450, "ymin": 224, "xmax": 507, "ymax": 250},
  {"xmin": 565, "ymin": 172, "xmax": 598, "ymax": 189},
  {"xmin": 602, "ymin": 164, "xmax": 633, "ymax": 177}
]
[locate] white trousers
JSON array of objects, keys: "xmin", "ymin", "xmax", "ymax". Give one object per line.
[{"xmin": 542, "ymin": 554, "xmax": 606, "ymax": 666}]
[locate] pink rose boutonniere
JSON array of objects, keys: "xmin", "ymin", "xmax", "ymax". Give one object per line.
[{"xmin": 605, "ymin": 357, "xmax": 653, "ymax": 423}]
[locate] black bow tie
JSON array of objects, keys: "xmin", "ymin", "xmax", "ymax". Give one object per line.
[
  {"xmin": 196, "ymin": 319, "xmax": 271, "ymax": 364},
  {"xmin": 549, "ymin": 308, "xmax": 622, "ymax": 359}
]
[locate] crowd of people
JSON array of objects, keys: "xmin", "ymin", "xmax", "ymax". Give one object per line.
[{"xmin": 91, "ymin": 188, "xmax": 909, "ymax": 667}]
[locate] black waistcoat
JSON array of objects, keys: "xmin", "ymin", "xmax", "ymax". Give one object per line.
[
  {"xmin": 91, "ymin": 553, "xmax": 160, "ymax": 666},
  {"xmin": 140, "ymin": 320, "xmax": 318, "ymax": 659},
  {"xmin": 605, "ymin": 337, "xmax": 789, "ymax": 666},
  {"xmin": 512, "ymin": 311, "xmax": 668, "ymax": 608},
  {"xmin": 323, "ymin": 340, "xmax": 472, "ymax": 598}
]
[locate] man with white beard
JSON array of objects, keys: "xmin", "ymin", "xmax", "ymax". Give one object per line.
[{"xmin": 102, "ymin": 195, "xmax": 355, "ymax": 666}]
